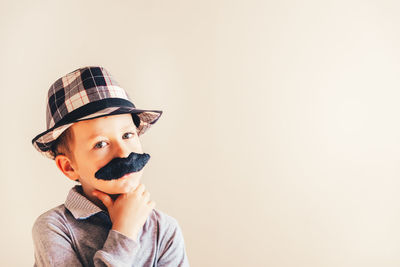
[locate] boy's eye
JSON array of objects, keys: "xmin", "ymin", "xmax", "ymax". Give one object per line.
[
  {"xmin": 123, "ymin": 132, "xmax": 135, "ymax": 139},
  {"xmin": 94, "ymin": 141, "xmax": 107, "ymax": 149}
]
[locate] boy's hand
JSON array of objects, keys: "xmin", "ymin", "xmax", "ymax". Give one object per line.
[{"xmin": 92, "ymin": 183, "xmax": 156, "ymax": 240}]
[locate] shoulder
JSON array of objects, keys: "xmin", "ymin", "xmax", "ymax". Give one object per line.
[
  {"xmin": 148, "ymin": 208, "xmax": 185, "ymax": 243},
  {"xmin": 151, "ymin": 208, "xmax": 180, "ymax": 228},
  {"xmin": 32, "ymin": 204, "xmax": 70, "ymax": 238},
  {"xmin": 149, "ymin": 208, "xmax": 184, "ymax": 236},
  {"xmin": 148, "ymin": 209, "xmax": 190, "ymax": 265},
  {"xmin": 33, "ymin": 204, "xmax": 68, "ymax": 226}
]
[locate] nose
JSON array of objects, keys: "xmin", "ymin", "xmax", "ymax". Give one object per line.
[
  {"xmin": 113, "ymin": 139, "xmax": 143, "ymax": 158},
  {"xmin": 114, "ymin": 140, "xmax": 132, "ymax": 158}
]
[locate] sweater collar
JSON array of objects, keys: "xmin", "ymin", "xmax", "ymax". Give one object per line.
[{"xmin": 64, "ymin": 185, "xmax": 106, "ymax": 220}]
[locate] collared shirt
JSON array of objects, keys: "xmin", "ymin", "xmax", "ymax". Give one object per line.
[{"xmin": 32, "ymin": 185, "xmax": 190, "ymax": 267}]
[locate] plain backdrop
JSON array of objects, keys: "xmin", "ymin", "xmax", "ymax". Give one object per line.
[{"xmin": 1, "ymin": 0, "xmax": 400, "ymax": 266}]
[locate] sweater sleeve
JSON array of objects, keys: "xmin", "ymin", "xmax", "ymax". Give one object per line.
[
  {"xmin": 157, "ymin": 217, "xmax": 190, "ymax": 267},
  {"xmin": 32, "ymin": 215, "xmax": 140, "ymax": 267},
  {"xmin": 93, "ymin": 229, "xmax": 140, "ymax": 266}
]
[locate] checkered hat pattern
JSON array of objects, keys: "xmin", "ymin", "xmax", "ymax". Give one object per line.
[{"xmin": 32, "ymin": 66, "xmax": 163, "ymax": 160}]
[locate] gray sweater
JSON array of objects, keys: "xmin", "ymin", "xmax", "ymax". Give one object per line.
[{"xmin": 32, "ymin": 185, "xmax": 190, "ymax": 267}]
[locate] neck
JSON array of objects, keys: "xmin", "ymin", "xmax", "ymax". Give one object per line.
[{"xmin": 79, "ymin": 185, "xmax": 118, "ymax": 211}]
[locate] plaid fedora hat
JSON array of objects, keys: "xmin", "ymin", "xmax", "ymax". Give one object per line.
[{"xmin": 32, "ymin": 66, "xmax": 163, "ymax": 160}]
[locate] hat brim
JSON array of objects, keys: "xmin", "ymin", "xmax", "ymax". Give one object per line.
[{"xmin": 32, "ymin": 106, "xmax": 162, "ymax": 160}]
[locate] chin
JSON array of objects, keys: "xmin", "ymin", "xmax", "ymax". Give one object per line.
[{"xmin": 104, "ymin": 171, "xmax": 142, "ymax": 194}]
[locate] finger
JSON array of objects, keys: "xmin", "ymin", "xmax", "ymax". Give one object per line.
[
  {"xmin": 142, "ymin": 191, "xmax": 150, "ymax": 201},
  {"xmin": 135, "ymin": 183, "xmax": 146, "ymax": 195},
  {"xmin": 92, "ymin": 190, "xmax": 114, "ymax": 210}
]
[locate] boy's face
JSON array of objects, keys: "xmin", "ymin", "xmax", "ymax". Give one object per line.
[{"xmin": 58, "ymin": 113, "xmax": 144, "ymax": 196}]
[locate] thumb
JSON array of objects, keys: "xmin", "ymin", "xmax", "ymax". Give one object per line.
[{"xmin": 92, "ymin": 190, "xmax": 113, "ymax": 210}]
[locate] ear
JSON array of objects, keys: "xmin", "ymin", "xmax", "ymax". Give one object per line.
[{"xmin": 55, "ymin": 154, "xmax": 79, "ymax": 182}]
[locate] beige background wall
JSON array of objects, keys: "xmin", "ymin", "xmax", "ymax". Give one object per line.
[{"xmin": 1, "ymin": 0, "xmax": 400, "ymax": 266}]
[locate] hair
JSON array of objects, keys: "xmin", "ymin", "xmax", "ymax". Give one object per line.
[
  {"xmin": 52, "ymin": 127, "xmax": 76, "ymax": 163},
  {"xmin": 51, "ymin": 126, "xmax": 80, "ymax": 183}
]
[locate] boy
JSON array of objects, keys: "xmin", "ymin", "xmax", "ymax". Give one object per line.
[{"xmin": 31, "ymin": 66, "xmax": 190, "ymax": 267}]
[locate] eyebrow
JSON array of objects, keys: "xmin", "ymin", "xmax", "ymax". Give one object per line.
[{"xmin": 87, "ymin": 125, "xmax": 137, "ymax": 141}]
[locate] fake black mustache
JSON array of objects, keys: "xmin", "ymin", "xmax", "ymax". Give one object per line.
[{"xmin": 94, "ymin": 152, "xmax": 150, "ymax": 180}]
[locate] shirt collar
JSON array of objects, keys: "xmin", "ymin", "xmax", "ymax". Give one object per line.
[{"xmin": 64, "ymin": 185, "xmax": 105, "ymax": 220}]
